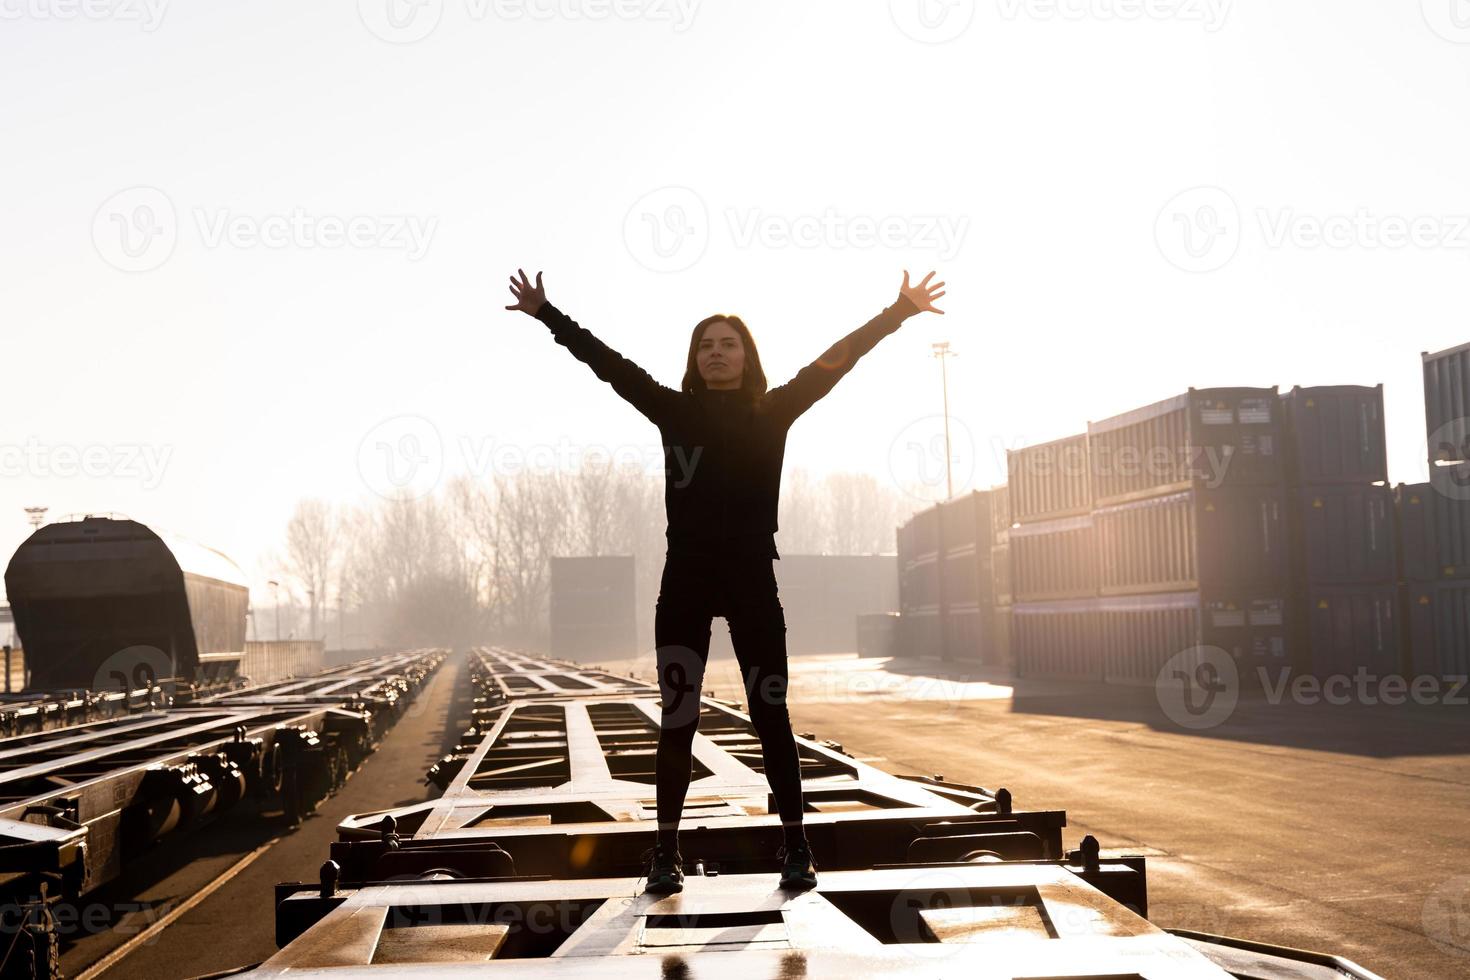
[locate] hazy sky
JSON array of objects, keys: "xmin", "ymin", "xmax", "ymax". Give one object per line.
[{"xmin": 4, "ymin": 0, "xmax": 1468, "ymax": 600}]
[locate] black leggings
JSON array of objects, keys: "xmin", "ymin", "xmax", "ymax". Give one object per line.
[{"xmin": 653, "ymin": 552, "xmax": 805, "ymax": 829}]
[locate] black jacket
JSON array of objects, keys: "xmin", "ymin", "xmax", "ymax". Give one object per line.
[{"xmin": 535, "ymin": 293, "xmax": 922, "ymax": 559}]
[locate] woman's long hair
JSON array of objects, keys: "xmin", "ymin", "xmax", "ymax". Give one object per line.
[{"xmin": 681, "ymin": 314, "xmax": 769, "ymax": 398}]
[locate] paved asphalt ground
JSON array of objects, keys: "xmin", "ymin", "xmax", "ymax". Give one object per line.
[{"xmin": 67, "ymin": 649, "xmax": 1466, "ymax": 978}]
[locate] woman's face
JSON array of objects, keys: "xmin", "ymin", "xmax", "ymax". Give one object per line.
[{"xmin": 697, "ymin": 320, "xmax": 745, "ymax": 389}]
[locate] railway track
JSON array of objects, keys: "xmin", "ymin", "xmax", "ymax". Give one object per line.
[{"xmin": 0, "ymin": 649, "xmax": 447, "ymax": 980}]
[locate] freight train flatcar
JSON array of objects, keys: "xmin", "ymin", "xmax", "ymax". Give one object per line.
[
  {"xmin": 4, "ymin": 516, "xmax": 249, "ymax": 693},
  {"xmin": 238, "ymin": 648, "xmax": 1383, "ymax": 980},
  {"xmin": 0, "ymin": 649, "xmax": 446, "ymax": 980}
]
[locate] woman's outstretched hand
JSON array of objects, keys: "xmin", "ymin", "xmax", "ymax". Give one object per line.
[
  {"xmin": 899, "ymin": 270, "xmax": 946, "ymax": 315},
  {"xmin": 505, "ymin": 268, "xmax": 548, "ymax": 316}
]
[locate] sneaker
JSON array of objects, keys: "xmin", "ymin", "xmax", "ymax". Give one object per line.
[
  {"xmin": 640, "ymin": 841, "xmax": 684, "ymax": 894},
  {"xmin": 776, "ymin": 840, "xmax": 818, "ymax": 891}
]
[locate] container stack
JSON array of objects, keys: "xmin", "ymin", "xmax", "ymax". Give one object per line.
[
  {"xmin": 937, "ymin": 490, "xmax": 1000, "ymax": 662},
  {"xmin": 1280, "ymin": 385, "xmax": 1400, "ymax": 679},
  {"xmin": 1087, "ymin": 388, "xmax": 1292, "ymax": 686},
  {"xmin": 895, "ymin": 488, "xmax": 1009, "ymax": 662},
  {"xmin": 1007, "ymin": 433, "xmax": 1098, "ymax": 678},
  {"xmin": 895, "ymin": 506, "xmax": 940, "ymax": 659},
  {"xmin": 1403, "ymin": 343, "xmax": 1470, "ymax": 681},
  {"xmin": 989, "ymin": 483, "xmax": 1014, "ymax": 672}
]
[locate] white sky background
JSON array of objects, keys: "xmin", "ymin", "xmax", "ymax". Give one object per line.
[{"xmin": 2, "ymin": 0, "xmax": 1468, "ymax": 600}]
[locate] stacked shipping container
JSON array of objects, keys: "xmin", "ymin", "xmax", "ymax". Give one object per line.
[
  {"xmin": 1404, "ymin": 343, "xmax": 1470, "ymax": 680},
  {"xmin": 1009, "ymin": 389, "xmax": 1296, "ymax": 685},
  {"xmin": 895, "ymin": 488, "xmax": 1008, "ymax": 664},
  {"xmin": 1007, "ymin": 433, "xmax": 1097, "ymax": 678},
  {"xmin": 1092, "ymin": 388, "xmax": 1292, "ymax": 685},
  {"xmin": 1280, "ymin": 385, "xmax": 1400, "ymax": 679}
]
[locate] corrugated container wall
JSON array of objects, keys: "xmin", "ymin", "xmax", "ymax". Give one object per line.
[
  {"xmin": 1290, "ymin": 484, "xmax": 1397, "ymax": 585},
  {"xmin": 989, "ymin": 483, "xmax": 1012, "ymax": 542},
  {"xmin": 1405, "ymin": 581, "xmax": 1470, "ymax": 679},
  {"xmin": 1394, "ymin": 483, "xmax": 1438, "ymax": 582},
  {"xmin": 1428, "ymin": 468, "xmax": 1470, "ymax": 578},
  {"xmin": 1423, "ymin": 341, "xmax": 1470, "ymax": 462},
  {"xmin": 1087, "ymin": 387, "xmax": 1284, "ymax": 505},
  {"xmin": 1013, "ymin": 599, "xmax": 1099, "ymax": 679},
  {"xmin": 1303, "ymin": 586, "xmax": 1402, "ymax": 677},
  {"xmin": 1094, "ymin": 487, "xmax": 1289, "ymax": 596},
  {"xmin": 1009, "ymin": 515, "xmax": 1098, "ymax": 602},
  {"xmin": 1280, "ymin": 385, "xmax": 1388, "ymax": 485},
  {"xmin": 1007, "ymin": 434, "xmax": 1090, "ymax": 524}
]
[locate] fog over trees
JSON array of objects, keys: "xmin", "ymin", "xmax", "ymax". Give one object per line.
[{"xmin": 259, "ymin": 464, "xmax": 928, "ymax": 652}]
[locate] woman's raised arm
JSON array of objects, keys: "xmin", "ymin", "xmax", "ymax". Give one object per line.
[
  {"xmin": 507, "ymin": 268, "xmax": 678, "ymax": 426},
  {"xmin": 765, "ymin": 270, "xmax": 946, "ymax": 427}
]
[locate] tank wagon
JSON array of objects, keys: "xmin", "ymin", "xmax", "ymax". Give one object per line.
[{"xmin": 4, "ymin": 516, "xmax": 248, "ymax": 693}]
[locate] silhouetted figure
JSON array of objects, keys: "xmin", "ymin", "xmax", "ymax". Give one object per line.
[{"xmin": 506, "ymin": 268, "xmax": 946, "ymax": 892}]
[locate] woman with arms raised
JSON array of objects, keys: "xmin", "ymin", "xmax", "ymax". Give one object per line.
[{"xmin": 505, "ymin": 267, "xmax": 946, "ymax": 893}]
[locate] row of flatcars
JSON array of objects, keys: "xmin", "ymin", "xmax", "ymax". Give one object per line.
[
  {"xmin": 226, "ymin": 646, "xmax": 1384, "ymax": 978},
  {"xmin": 0, "ymin": 514, "xmax": 450, "ymax": 979},
  {"xmin": 894, "ymin": 359, "xmax": 1470, "ymax": 689}
]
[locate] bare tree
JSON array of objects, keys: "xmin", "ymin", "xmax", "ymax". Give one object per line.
[{"xmin": 285, "ymin": 498, "xmax": 340, "ymax": 639}]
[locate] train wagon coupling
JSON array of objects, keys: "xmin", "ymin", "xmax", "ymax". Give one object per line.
[
  {"xmin": 0, "ymin": 649, "xmax": 447, "ymax": 980},
  {"xmin": 205, "ymin": 647, "xmax": 1386, "ymax": 980}
]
